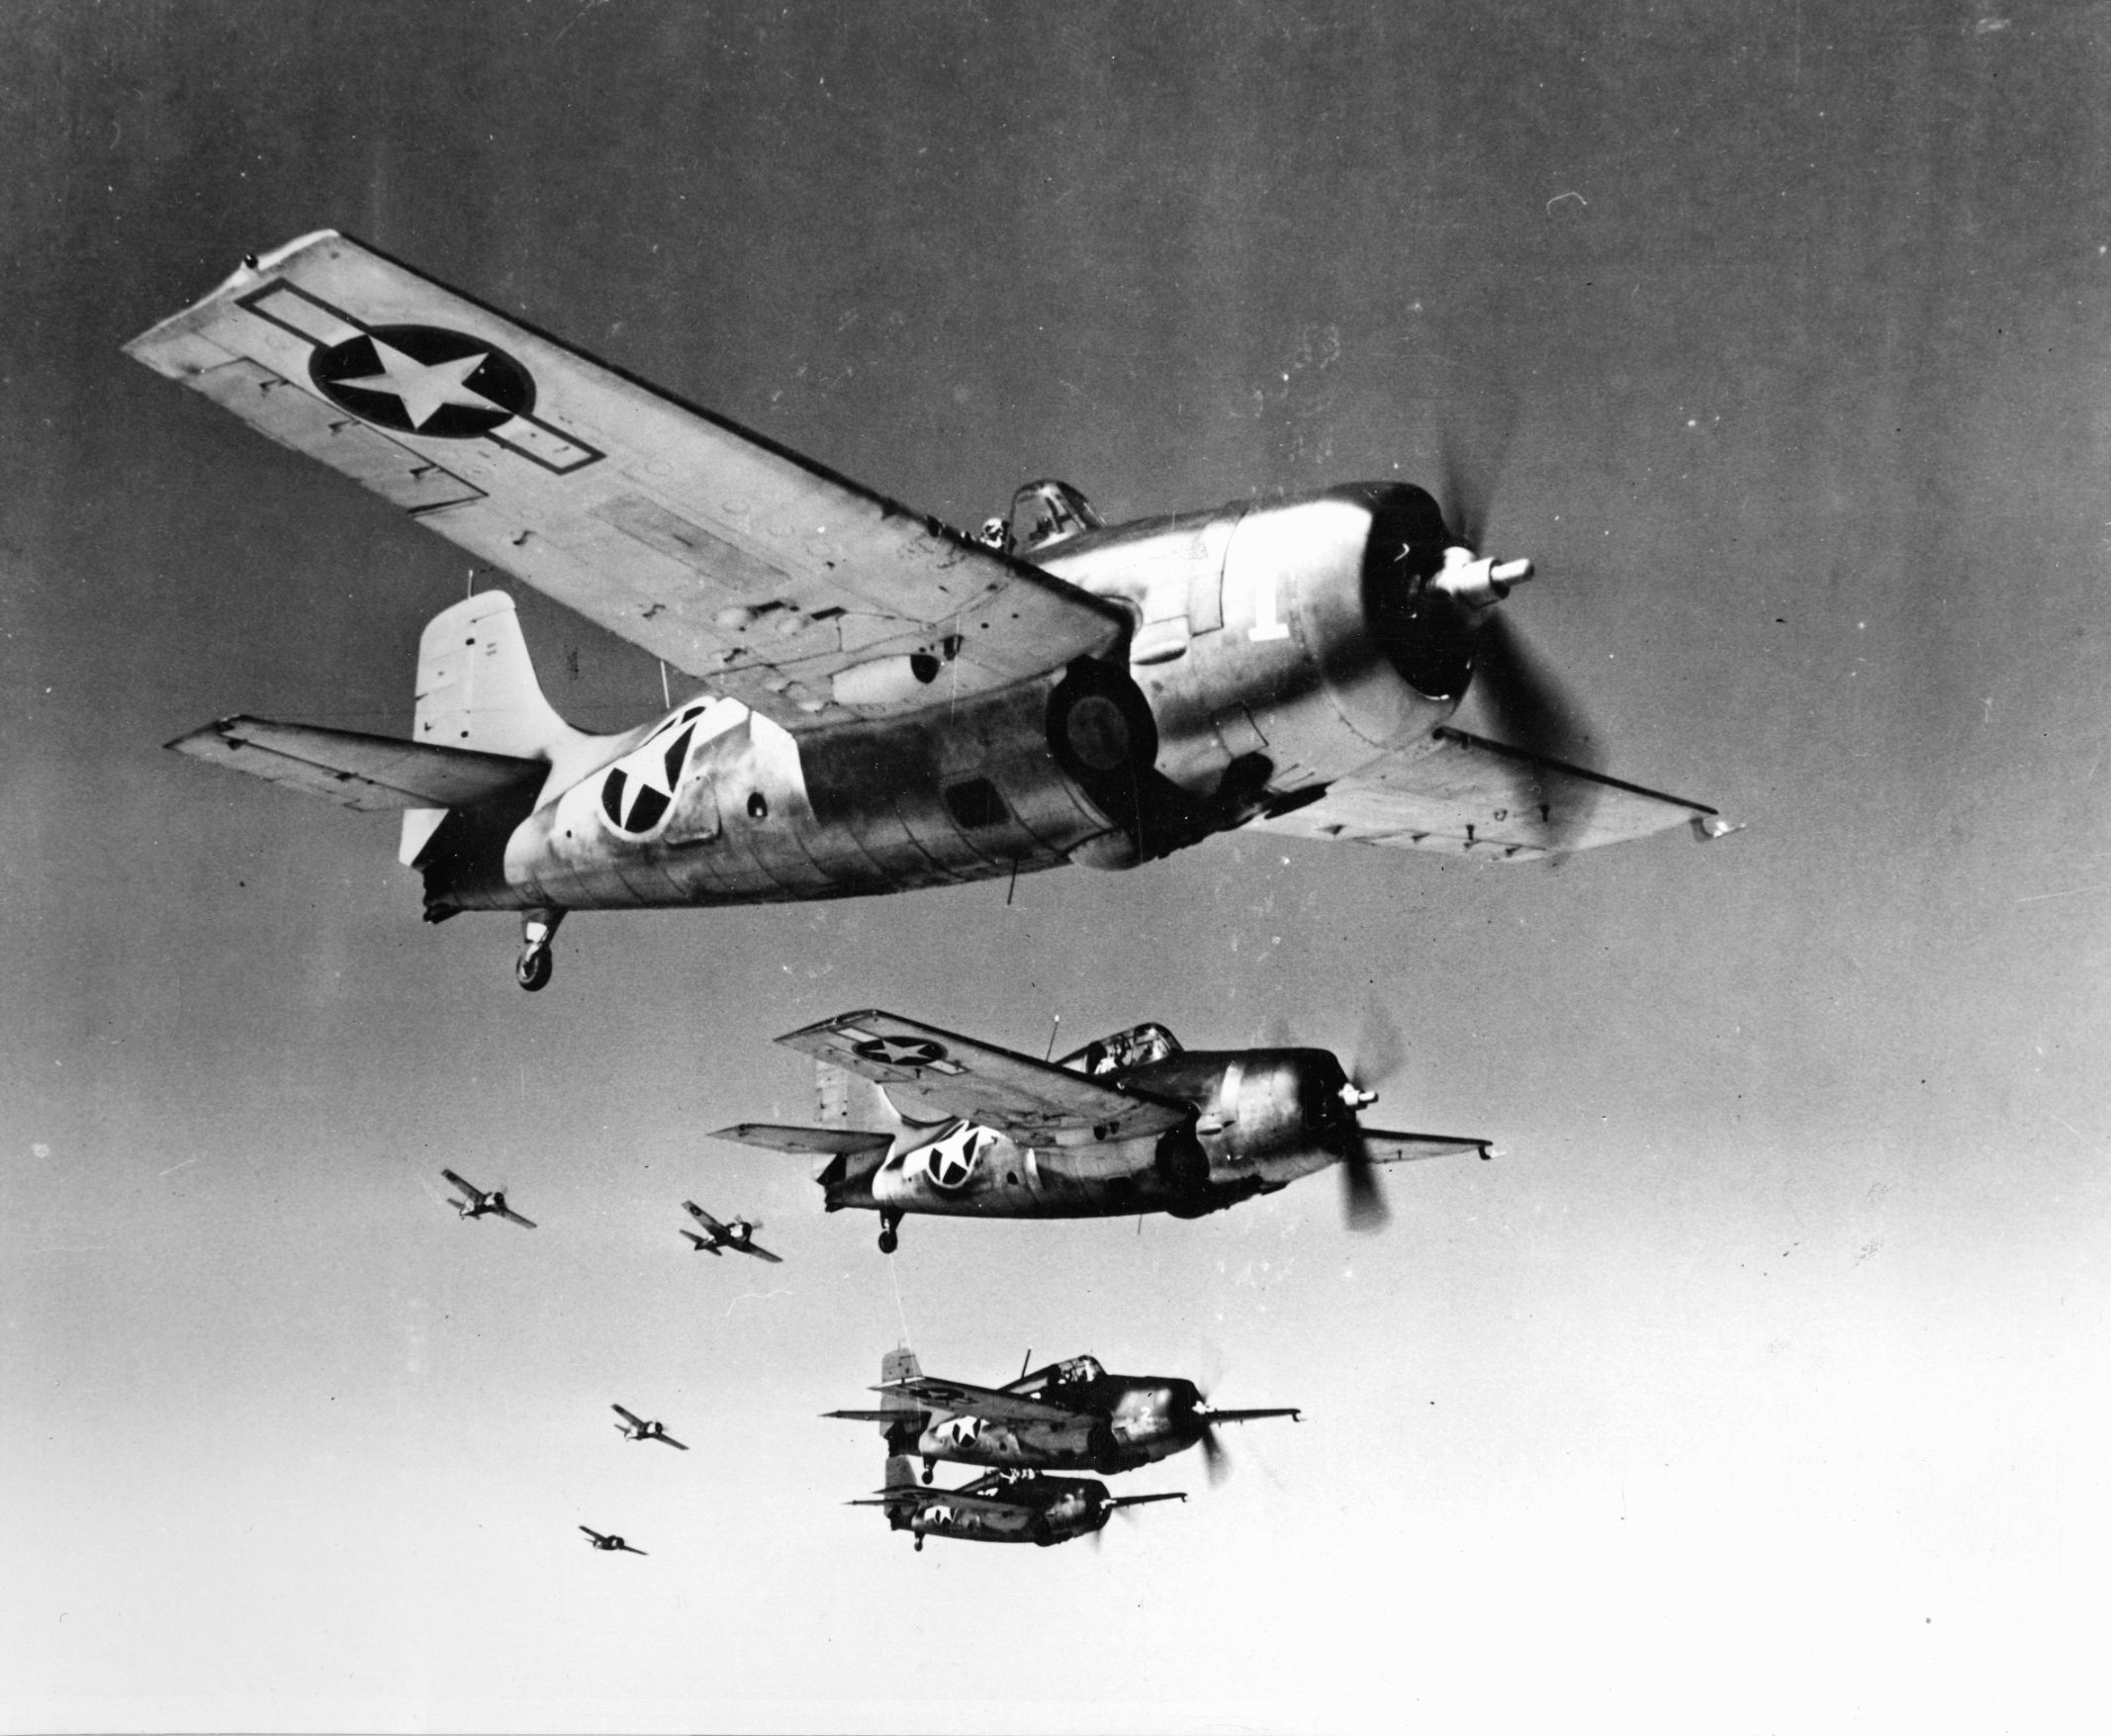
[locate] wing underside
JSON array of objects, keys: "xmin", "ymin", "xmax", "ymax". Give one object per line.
[
  {"xmin": 126, "ymin": 230, "xmax": 1128, "ymax": 729},
  {"xmin": 1253, "ymin": 727, "xmax": 1724, "ymax": 861},
  {"xmin": 710, "ymin": 1125, "xmax": 893, "ymax": 1158},
  {"xmin": 776, "ymin": 1010, "xmax": 1187, "ymax": 1142},
  {"xmin": 878, "ymin": 1375, "xmax": 1081, "ymax": 1425},
  {"xmin": 1361, "ymin": 1130, "xmax": 1494, "ymax": 1163}
]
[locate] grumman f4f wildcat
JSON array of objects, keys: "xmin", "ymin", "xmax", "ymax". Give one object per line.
[
  {"xmin": 850, "ymin": 1456, "xmax": 1184, "ymax": 1552},
  {"xmin": 127, "ymin": 232, "xmax": 1730, "ymax": 991},
  {"xmin": 829, "ymin": 1348, "xmax": 1298, "ymax": 1484},
  {"xmin": 714, "ymin": 1007, "xmax": 1490, "ymax": 1242}
]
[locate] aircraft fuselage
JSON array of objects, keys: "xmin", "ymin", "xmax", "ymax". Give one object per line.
[
  {"xmin": 815, "ymin": 1046, "xmax": 1356, "ymax": 1224},
  {"xmin": 425, "ymin": 484, "xmax": 1468, "ymax": 916}
]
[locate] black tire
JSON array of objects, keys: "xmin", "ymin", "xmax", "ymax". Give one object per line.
[
  {"xmin": 877, "ymin": 1227, "xmax": 898, "ymax": 1254},
  {"xmin": 515, "ymin": 947, "xmax": 553, "ymax": 992}
]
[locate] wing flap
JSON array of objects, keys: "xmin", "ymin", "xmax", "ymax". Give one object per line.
[
  {"xmin": 169, "ymin": 716, "xmax": 544, "ymax": 812},
  {"xmin": 1252, "ymin": 727, "xmax": 1724, "ymax": 861},
  {"xmin": 776, "ymin": 1010, "xmax": 1188, "ymax": 1142},
  {"xmin": 127, "ymin": 231, "xmax": 1128, "ymax": 727}
]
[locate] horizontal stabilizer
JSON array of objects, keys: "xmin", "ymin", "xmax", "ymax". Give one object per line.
[
  {"xmin": 168, "ymin": 715, "xmax": 545, "ymax": 812},
  {"xmin": 1361, "ymin": 1130, "xmax": 1494, "ymax": 1163},
  {"xmin": 710, "ymin": 1124, "xmax": 893, "ymax": 1157}
]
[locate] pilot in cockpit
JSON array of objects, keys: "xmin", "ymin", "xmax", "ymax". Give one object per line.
[{"xmin": 1004, "ymin": 480, "xmax": 1104, "ymax": 556}]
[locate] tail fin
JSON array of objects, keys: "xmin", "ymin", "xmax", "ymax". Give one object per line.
[
  {"xmin": 400, "ymin": 592, "xmax": 597, "ymax": 865},
  {"xmin": 818, "ymin": 1061, "xmax": 902, "ymax": 1137},
  {"xmin": 878, "ymin": 1347, "xmax": 924, "ymax": 1447}
]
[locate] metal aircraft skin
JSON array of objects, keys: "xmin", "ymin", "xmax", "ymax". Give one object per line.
[
  {"xmin": 680, "ymin": 1201, "xmax": 781, "ymax": 1262},
  {"xmin": 610, "ymin": 1405, "xmax": 688, "ymax": 1450},
  {"xmin": 714, "ymin": 1009, "xmax": 1490, "ymax": 1247},
  {"xmin": 829, "ymin": 1347, "xmax": 1297, "ymax": 1481},
  {"xmin": 850, "ymin": 1454, "xmax": 1183, "ymax": 1552},
  {"xmin": 129, "ymin": 232, "xmax": 1731, "ymax": 991},
  {"xmin": 440, "ymin": 1169, "xmax": 536, "ymax": 1228},
  {"xmin": 578, "ymin": 1525, "xmax": 646, "ymax": 1555}
]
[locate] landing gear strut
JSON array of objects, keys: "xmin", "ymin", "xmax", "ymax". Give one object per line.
[
  {"xmin": 877, "ymin": 1209, "xmax": 902, "ymax": 1255},
  {"xmin": 515, "ymin": 909, "xmax": 564, "ymax": 992}
]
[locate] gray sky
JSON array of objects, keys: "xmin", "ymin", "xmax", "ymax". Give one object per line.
[{"xmin": 4, "ymin": 3, "xmax": 2107, "ymax": 1731}]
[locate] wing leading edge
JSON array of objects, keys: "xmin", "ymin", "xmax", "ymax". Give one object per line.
[{"xmin": 126, "ymin": 231, "xmax": 1128, "ymax": 729}]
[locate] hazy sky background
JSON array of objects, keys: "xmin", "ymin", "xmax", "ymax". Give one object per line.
[{"xmin": 4, "ymin": 3, "xmax": 2108, "ymax": 1731}]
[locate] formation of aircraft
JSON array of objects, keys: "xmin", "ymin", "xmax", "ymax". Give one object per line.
[
  {"xmin": 128, "ymin": 231, "xmax": 1729, "ymax": 995},
  {"xmin": 130, "ymin": 233, "xmax": 1728, "ymax": 1561},
  {"xmin": 829, "ymin": 1347, "xmax": 1297, "ymax": 1483},
  {"xmin": 680, "ymin": 1201, "xmax": 781, "ymax": 1263},
  {"xmin": 611, "ymin": 1405, "xmax": 687, "ymax": 1450},
  {"xmin": 440, "ymin": 1169, "xmax": 535, "ymax": 1229},
  {"xmin": 850, "ymin": 1457, "xmax": 1184, "ymax": 1552},
  {"xmin": 716, "ymin": 1007, "xmax": 1489, "ymax": 1247}
]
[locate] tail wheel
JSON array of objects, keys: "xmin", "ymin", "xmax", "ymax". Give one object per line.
[{"xmin": 515, "ymin": 947, "xmax": 553, "ymax": 992}]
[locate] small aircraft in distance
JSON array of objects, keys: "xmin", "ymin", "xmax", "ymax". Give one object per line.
[
  {"xmin": 134, "ymin": 232, "xmax": 1729, "ymax": 994},
  {"xmin": 579, "ymin": 1525, "xmax": 646, "ymax": 1555},
  {"xmin": 829, "ymin": 1347, "xmax": 1297, "ymax": 1484},
  {"xmin": 440, "ymin": 1169, "xmax": 536, "ymax": 1228},
  {"xmin": 714, "ymin": 1006, "xmax": 1491, "ymax": 1250},
  {"xmin": 681, "ymin": 1201, "xmax": 781, "ymax": 1263},
  {"xmin": 610, "ymin": 1405, "xmax": 688, "ymax": 1450},
  {"xmin": 851, "ymin": 1457, "xmax": 1183, "ymax": 1552}
]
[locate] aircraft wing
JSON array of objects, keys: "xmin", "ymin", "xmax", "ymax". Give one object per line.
[
  {"xmin": 1251, "ymin": 727, "xmax": 1730, "ymax": 862},
  {"xmin": 683, "ymin": 1201, "xmax": 726, "ymax": 1233},
  {"xmin": 876, "ymin": 1375, "xmax": 1081, "ymax": 1425},
  {"xmin": 611, "ymin": 1405, "xmax": 644, "ymax": 1428},
  {"xmin": 849, "ymin": 1483, "xmax": 1027, "ymax": 1518},
  {"xmin": 775, "ymin": 1011, "xmax": 1189, "ymax": 1142},
  {"xmin": 167, "ymin": 716, "xmax": 544, "ymax": 813},
  {"xmin": 126, "ymin": 230, "xmax": 1130, "ymax": 731},
  {"xmin": 655, "ymin": 1433, "xmax": 689, "ymax": 1452},
  {"xmin": 733, "ymin": 1240, "xmax": 783, "ymax": 1265},
  {"xmin": 440, "ymin": 1169, "xmax": 480, "ymax": 1201},
  {"xmin": 710, "ymin": 1125, "xmax": 893, "ymax": 1158},
  {"xmin": 495, "ymin": 1205, "xmax": 538, "ymax": 1229},
  {"xmin": 1360, "ymin": 1130, "xmax": 1494, "ymax": 1163}
]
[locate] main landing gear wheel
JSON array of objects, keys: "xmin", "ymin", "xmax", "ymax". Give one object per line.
[
  {"xmin": 877, "ymin": 1211, "xmax": 903, "ymax": 1255},
  {"xmin": 515, "ymin": 910, "xmax": 565, "ymax": 993},
  {"xmin": 921, "ymin": 1461, "xmax": 935, "ymax": 1486}
]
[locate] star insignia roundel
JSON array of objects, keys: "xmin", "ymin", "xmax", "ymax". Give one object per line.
[
  {"xmin": 854, "ymin": 1036, "xmax": 947, "ymax": 1068},
  {"xmin": 310, "ymin": 324, "xmax": 535, "ymax": 437}
]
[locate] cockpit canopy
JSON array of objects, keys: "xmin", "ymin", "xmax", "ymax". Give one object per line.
[
  {"xmin": 1008, "ymin": 479, "xmax": 1104, "ymax": 555},
  {"xmin": 1014, "ymin": 1354, "xmax": 1107, "ymax": 1396},
  {"xmin": 1058, "ymin": 1022, "xmax": 1182, "ymax": 1077}
]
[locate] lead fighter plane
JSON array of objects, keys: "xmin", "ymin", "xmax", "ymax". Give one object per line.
[
  {"xmin": 715, "ymin": 1008, "xmax": 1491, "ymax": 1244},
  {"xmin": 829, "ymin": 1347, "xmax": 1298, "ymax": 1482},
  {"xmin": 128, "ymin": 232, "xmax": 1729, "ymax": 992}
]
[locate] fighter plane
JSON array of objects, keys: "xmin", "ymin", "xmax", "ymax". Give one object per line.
[
  {"xmin": 680, "ymin": 1201, "xmax": 781, "ymax": 1262},
  {"xmin": 440, "ymin": 1169, "xmax": 536, "ymax": 1228},
  {"xmin": 578, "ymin": 1525, "xmax": 646, "ymax": 1555},
  {"xmin": 610, "ymin": 1405, "xmax": 688, "ymax": 1450},
  {"xmin": 829, "ymin": 1347, "xmax": 1297, "ymax": 1482},
  {"xmin": 714, "ymin": 1007, "xmax": 1490, "ymax": 1247},
  {"xmin": 129, "ymin": 231, "xmax": 1730, "ymax": 992},
  {"xmin": 850, "ymin": 1456, "xmax": 1183, "ymax": 1552}
]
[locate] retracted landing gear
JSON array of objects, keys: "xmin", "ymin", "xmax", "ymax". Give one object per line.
[
  {"xmin": 877, "ymin": 1209, "xmax": 903, "ymax": 1255},
  {"xmin": 515, "ymin": 909, "xmax": 564, "ymax": 992}
]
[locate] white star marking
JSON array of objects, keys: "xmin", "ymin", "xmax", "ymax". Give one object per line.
[{"xmin": 335, "ymin": 339, "xmax": 503, "ymax": 429}]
